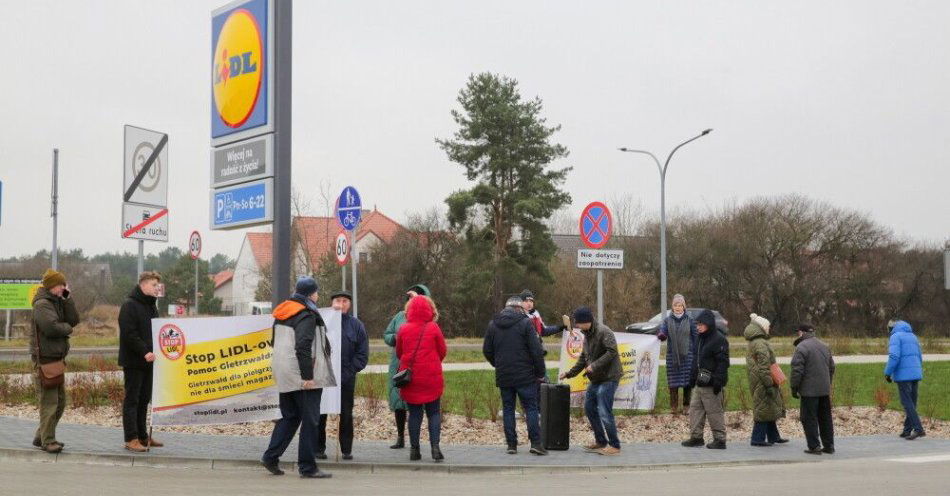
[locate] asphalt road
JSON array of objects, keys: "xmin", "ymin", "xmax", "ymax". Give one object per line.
[{"xmin": 1, "ymin": 454, "xmax": 948, "ymax": 496}]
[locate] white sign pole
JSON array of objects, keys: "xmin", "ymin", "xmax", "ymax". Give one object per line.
[
  {"xmin": 137, "ymin": 240, "xmax": 144, "ymax": 275},
  {"xmin": 597, "ymin": 269, "xmax": 604, "ymax": 323}
]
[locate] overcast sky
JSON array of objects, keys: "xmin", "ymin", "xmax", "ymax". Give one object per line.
[{"xmin": 1, "ymin": 0, "xmax": 948, "ymax": 262}]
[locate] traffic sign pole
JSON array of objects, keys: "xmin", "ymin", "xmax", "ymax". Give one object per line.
[{"xmin": 351, "ymin": 230, "xmax": 358, "ymax": 318}]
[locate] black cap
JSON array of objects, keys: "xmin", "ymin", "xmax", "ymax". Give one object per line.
[
  {"xmin": 519, "ymin": 289, "xmax": 535, "ymax": 301},
  {"xmin": 330, "ymin": 290, "xmax": 352, "ymax": 301}
]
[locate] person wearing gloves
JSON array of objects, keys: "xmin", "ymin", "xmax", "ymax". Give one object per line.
[
  {"xmin": 261, "ymin": 277, "xmax": 334, "ymax": 479},
  {"xmin": 884, "ymin": 319, "xmax": 925, "ymax": 440},
  {"xmin": 744, "ymin": 314, "xmax": 788, "ymax": 448},
  {"xmin": 656, "ymin": 293, "xmax": 698, "ymax": 414},
  {"xmin": 558, "ymin": 307, "xmax": 624, "ymax": 456},
  {"xmin": 681, "ymin": 310, "xmax": 730, "ymax": 449},
  {"xmin": 791, "ymin": 324, "xmax": 836, "ymax": 454}
]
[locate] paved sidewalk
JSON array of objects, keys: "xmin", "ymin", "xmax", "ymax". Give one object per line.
[{"xmin": 2, "ymin": 416, "xmax": 948, "ymax": 474}]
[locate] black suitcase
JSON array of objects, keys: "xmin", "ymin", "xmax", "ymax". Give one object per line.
[{"xmin": 540, "ymin": 382, "xmax": 571, "ymax": 450}]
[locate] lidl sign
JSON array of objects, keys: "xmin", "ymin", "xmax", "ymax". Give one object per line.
[{"xmin": 211, "ymin": 0, "xmax": 273, "ymax": 146}]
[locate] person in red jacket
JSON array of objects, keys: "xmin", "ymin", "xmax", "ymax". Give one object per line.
[{"xmin": 396, "ymin": 295, "xmax": 447, "ymax": 462}]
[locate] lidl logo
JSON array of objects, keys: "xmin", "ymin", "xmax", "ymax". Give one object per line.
[{"xmin": 213, "ymin": 8, "xmax": 263, "ymax": 128}]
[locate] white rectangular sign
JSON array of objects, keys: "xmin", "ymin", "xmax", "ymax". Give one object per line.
[
  {"xmin": 121, "ymin": 202, "xmax": 168, "ymax": 242},
  {"xmin": 577, "ymin": 249, "xmax": 624, "ymax": 269},
  {"xmin": 124, "ymin": 125, "xmax": 168, "ymax": 207}
]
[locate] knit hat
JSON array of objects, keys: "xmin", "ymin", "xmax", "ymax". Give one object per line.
[
  {"xmin": 671, "ymin": 293, "xmax": 686, "ymax": 307},
  {"xmin": 519, "ymin": 289, "xmax": 536, "ymax": 302},
  {"xmin": 506, "ymin": 295, "xmax": 524, "ymax": 308},
  {"xmin": 41, "ymin": 269, "xmax": 66, "ymax": 290},
  {"xmin": 750, "ymin": 313, "xmax": 771, "ymax": 334},
  {"xmin": 796, "ymin": 323, "xmax": 815, "ymax": 334},
  {"xmin": 294, "ymin": 277, "xmax": 320, "ymax": 297},
  {"xmin": 329, "ymin": 290, "xmax": 352, "ymax": 301},
  {"xmin": 573, "ymin": 306, "xmax": 594, "ymax": 324}
]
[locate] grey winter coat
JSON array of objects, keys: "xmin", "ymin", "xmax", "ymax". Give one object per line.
[{"xmin": 790, "ymin": 332, "xmax": 835, "ymax": 397}]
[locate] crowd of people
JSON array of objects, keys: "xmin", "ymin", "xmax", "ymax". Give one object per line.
[{"xmin": 27, "ymin": 268, "xmax": 929, "ymax": 479}]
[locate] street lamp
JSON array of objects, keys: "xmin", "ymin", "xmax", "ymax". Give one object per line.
[{"xmin": 618, "ymin": 129, "xmax": 713, "ymax": 318}]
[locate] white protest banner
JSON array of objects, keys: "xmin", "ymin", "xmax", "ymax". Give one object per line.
[
  {"xmin": 558, "ymin": 329, "xmax": 660, "ymax": 410},
  {"xmin": 150, "ymin": 310, "xmax": 342, "ymax": 426}
]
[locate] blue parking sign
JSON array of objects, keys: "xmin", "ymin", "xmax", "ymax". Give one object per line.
[{"xmin": 336, "ymin": 186, "xmax": 362, "ymax": 231}]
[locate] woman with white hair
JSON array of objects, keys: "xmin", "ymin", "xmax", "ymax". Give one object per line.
[
  {"xmin": 745, "ymin": 313, "xmax": 788, "ymax": 447},
  {"xmin": 656, "ymin": 294, "xmax": 698, "ymax": 414}
]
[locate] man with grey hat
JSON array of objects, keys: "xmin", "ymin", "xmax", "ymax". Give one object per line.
[{"xmin": 316, "ymin": 290, "xmax": 368, "ymax": 461}]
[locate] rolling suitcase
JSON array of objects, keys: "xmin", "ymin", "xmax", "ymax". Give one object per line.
[{"xmin": 540, "ymin": 382, "xmax": 571, "ymax": 450}]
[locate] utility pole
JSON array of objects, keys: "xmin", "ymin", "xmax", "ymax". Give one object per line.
[{"xmin": 51, "ymin": 149, "xmax": 59, "ymax": 270}]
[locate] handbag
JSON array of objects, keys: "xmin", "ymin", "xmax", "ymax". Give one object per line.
[
  {"xmin": 769, "ymin": 363, "xmax": 787, "ymax": 386},
  {"xmin": 393, "ymin": 325, "xmax": 426, "ymax": 388},
  {"xmin": 33, "ymin": 321, "xmax": 66, "ymax": 390},
  {"xmin": 697, "ymin": 368, "xmax": 713, "ymax": 387}
]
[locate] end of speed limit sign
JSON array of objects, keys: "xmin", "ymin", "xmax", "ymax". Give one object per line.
[
  {"xmin": 189, "ymin": 231, "xmax": 202, "ymax": 260},
  {"xmin": 335, "ymin": 230, "xmax": 350, "ymax": 266}
]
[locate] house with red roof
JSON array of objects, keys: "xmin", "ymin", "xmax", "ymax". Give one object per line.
[{"xmin": 229, "ymin": 208, "xmax": 406, "ymax": 315}]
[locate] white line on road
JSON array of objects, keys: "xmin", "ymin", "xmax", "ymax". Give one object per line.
[{"xmin": 886, "ymin": 453, "xmax": 950, "ymax": 463}]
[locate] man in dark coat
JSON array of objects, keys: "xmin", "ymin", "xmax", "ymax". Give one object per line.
[
  {"xmin": 30, "ymin": 268, "xmax": 79, "ymax": 453},
  {"xmin": 791, "ymin": 324, "xmax": 836, "ymax": 454},
  {"xmin": 483, "ymin": 296, "xmax": 547, "ymax": 455},
  {"xmin": 118, "ymin": 271, "xmax": 162, "ymax": 452},
  {"xmin": 559, "ymin": 307, "xmax": 624, "ymax": 456},
  {"xmin": 317, "ymin": 290, "xmax": 368, "ymax": 461},
  {"xmin": 682, "ymin": 309, "xmax": 730, "ymax": 449},
  {"xmin": 262, "ymin": 277, "xmax": 332, "ymax": 479}
]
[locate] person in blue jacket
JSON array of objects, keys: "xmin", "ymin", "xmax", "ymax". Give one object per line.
[
  {"xmin": 316, "ymin": 291, "xmax": 369, "ymax": 460},
  {"xmin": 883, "ymin": 319, "xmax": 925, "ymax": 440}
]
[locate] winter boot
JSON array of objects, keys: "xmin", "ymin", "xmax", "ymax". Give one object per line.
[
  {"xmin": 431, "ymin": 444, "xmax": 445, "ymax": 462},
  {"xmin": 409, "ymin": 446, "xmax": 421, "ymax": 461},
  {"xmin": 669, "ymin": 388, "xmax": 680, "ymax": 415},
  {"xmin": 390, "ymin": 434, "xmax": 405, "ymax": 449},
  {"xmin": 681, "ymin": 437, "xmax": 705, "ymax": 448},
  {"xmin": 706, "ymin": 440, "xmax": 727, "ymax": 450}
]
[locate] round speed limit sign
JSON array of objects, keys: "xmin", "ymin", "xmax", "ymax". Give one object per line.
[
  {"xmin": 189, "ymin": 231, "xmax": 202, "ymax": 260},
  {"xmin": 335, "ymin": 231, "xmax": 349, "ymax": 266}
]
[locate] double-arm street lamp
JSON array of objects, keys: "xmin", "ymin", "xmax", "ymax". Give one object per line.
[{"xmin": 618, "ymin": 129, "xmax": 713, "ymax": 318}]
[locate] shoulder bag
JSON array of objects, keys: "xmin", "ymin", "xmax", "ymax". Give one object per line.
[
  {"xmin": 392, "ymin": 325, "xmax": 426, "ymax": 388},
  {"xmin": 769, "ymin": 363, "xmax": 787, "ymax": 386},
  {"xmin": 34, "ymin": 320, "xmax": 66, "ymax": 389}
]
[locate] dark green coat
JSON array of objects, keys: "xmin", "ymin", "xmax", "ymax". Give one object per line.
[
  {"xmin": 30, "ymin": 287, "xmax": 79, "ymax": 363},
  {"xmin": 744, "ymin": 322, "xmax": 785, "ymax": 422},
  {"xmin": 384, "ymin": 284, "xmax": 430, "ymax": 411}
]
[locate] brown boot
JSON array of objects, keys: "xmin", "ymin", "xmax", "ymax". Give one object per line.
[
  {"xmin": 669, "ymin": 388, "xmax": 680, "ymax": 415},
  {"xmin": 125, "ymin": 439, "xmax": 148, "ymax": 453},
  {"xmin": 141, "ymin": 437, "xmax": 164, "ymax": 448}
]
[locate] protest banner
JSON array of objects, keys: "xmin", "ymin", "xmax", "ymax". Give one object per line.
[
  {"xmin": 558, "ymin": 329, "xmax": 660, "ymax": 410},
  {"xmin": 150, "ymin": 310, "xmax": 341, "ymax": 426}
]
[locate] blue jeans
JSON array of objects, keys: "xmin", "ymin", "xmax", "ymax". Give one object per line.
[
  {"xmin": 408, "ymin": 398, "xmax": 441, "ymax": 448},
  {"xmin": 262, "ymin": 388, "xmax": 323, "ymax": 475},
  {"xmin": 897, "ymin": 380, "xmax": 924, "ymax": 434},
  {"xmin": 584, "ymin": 381, "xmax": 620, "ymax": 449},
  {"xmin": 751, "ymin": 421, "xmax": 782, "ymax": 444},
  {"xmin": 500, "ymin": 384, "xmax": 541, "ymax": 447}
]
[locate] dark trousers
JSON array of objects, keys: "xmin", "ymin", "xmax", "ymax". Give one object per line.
[
  {"xmin": 263, "ymin": 389, "xmax": 323, "ymax": 475},
  {"xmin": 122, "ymin": 367, "xmax": 153, "ymax": 442},
  {"xmin": 750, "ymin": 421, "xmax": 782, "ymax": 444},
  {"xmin": 897, "ymin": 381, "xmax": 924, "ymax": 434},
  {"xmin": 500, "ymin": 383, "xmax": 541, "ymax": 447},
  {"xmin": 799, "ymin": 395, "xmax": 834, "ymax": 450},
  {"xmin": 317, "ymin": 382, "xmax": 356, "ymax": 455},
  {"xmin": 407, "ymin": 399, "xmax": 441, "ymax": 448}
]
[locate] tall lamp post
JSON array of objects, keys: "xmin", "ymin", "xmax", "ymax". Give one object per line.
[{"xmin": 619, "ymin": 129, "xmax": 713, "ymax": 318}]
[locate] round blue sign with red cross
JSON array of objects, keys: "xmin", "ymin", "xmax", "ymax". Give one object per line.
[{"xmin": 579, "ymin": 201, "xmax": 612, "ymax": 249}]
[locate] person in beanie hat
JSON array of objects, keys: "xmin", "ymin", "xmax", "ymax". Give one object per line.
[
  {"xmin": 744, "ymin": 313, "xmax": 787, "ymax": 448},
  {"xmin": 519, "ymin": 289, "xmax": 567, "ymax": 341},
  {"xmin": 316, "ymin": 290, "xmax": 368, "ymax": 461},
  {"xmin": 262, "ymin": 276, "xmax": 333, "ymax": 479},
  {"xmin": 791, "ymin": 324, "xmax": 836, "ymax": 454},
  {"xmin": 682, "ymin": 310, "xmax": 730, "ymax": 449},
  {"xmin": 30, "ymin": 269, "xmax": 79, "ymax": 453},
  {"xmin": 383, "ymin": 284, "xmax": 432, "ymax": 449},
  {"xmin": 559, "ymin": 307, "xmax": 623, "ymax": 455},
  {"xmin": 656, "ymin": 293, "xmax": 698, "ymax": 414},
  {"xmin": 884, "ymin": 319, "xmax": 925, "ymax": 440},
  {"xmin": 118, "ymin": 271, "xmax": 164, "ymax": 452}
]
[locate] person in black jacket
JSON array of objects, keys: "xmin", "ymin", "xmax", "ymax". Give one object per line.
[
  {"xmin": 118, "ymin": 271, "xmax": 162, "ymax": 452},
  {"xmin": 317, "ymin": 291, "xmax": 368, "ymax": 461},
  {"xmin": 682, "ymin": 309, "xmax": 730, "ymax": 449},
  {"xmin": 484, "ymin": 296, "xmax": 548, "ymax": 455}
]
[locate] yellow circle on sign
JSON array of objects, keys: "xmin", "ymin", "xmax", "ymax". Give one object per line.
[{"xmin": 213, "ymin": 9, "xmax": 263, "ymax": 128}]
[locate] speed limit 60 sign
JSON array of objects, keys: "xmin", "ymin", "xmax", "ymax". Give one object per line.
[
  {"xmin": 335, "ymin": 231, "xmax": 349, "ymax": 266},
  {"xmin": 189, "ymin": 231, "xmax": 202, "ymax": 260}
]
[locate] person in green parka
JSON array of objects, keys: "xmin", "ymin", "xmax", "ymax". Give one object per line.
[
  {"xmin": 744, "ymin": 313, "xmax": 788, "ymax": 447},
  {"xmin": 383, "ymin": 284, "xmax": 431, "ymax": 449}
]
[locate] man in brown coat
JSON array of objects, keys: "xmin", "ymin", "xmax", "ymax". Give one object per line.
[{"xmin": 30, "ymin": 269, "xmax": 79, "ymax": 453}]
